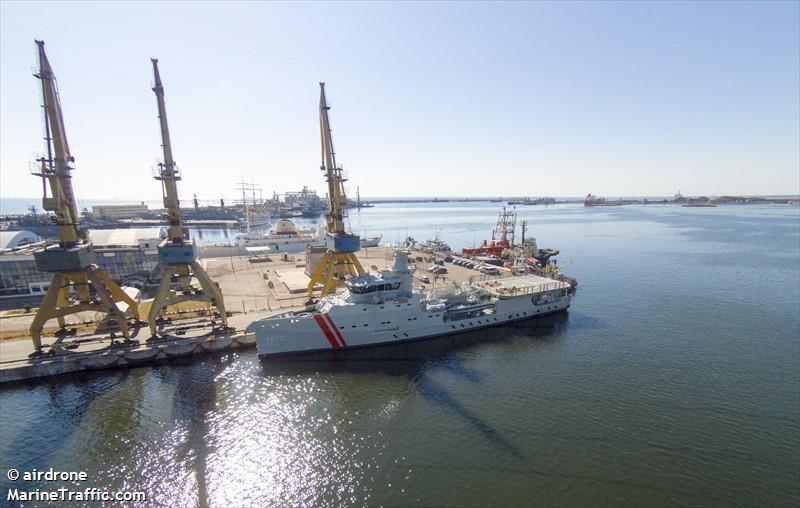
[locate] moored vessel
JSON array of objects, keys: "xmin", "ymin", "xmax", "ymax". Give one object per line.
[
  {"xmin": 234, "ymin": 219, "xmax": 321, "ymax": 252},
  {"xmin": 248, "ymin": 250, "xmax": 572, "ymax": 357},
  {"xmin": 359, "ymin": 235, "xmax": 382, "ymax": 248}
]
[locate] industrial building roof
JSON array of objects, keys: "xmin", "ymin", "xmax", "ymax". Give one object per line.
[
  {"xmin": 0, "ymin": 230, "xmax": 41, "ymax": 250},
  {"xmin": 88, "ymin": 228, "xmax": 164, "ymax": 248}
]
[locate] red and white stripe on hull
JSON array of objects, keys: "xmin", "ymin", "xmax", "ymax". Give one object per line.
[{"xmin": 312, "ymin": 313, "xmax": 348, "ymax": 349}]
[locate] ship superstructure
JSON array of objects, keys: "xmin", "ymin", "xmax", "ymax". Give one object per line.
[
  {"xmin": 248, "ymin": 250, "xmax": 571, "ymax": 357},
  {"xmin": 462, "ymin": 207, "xmax": 517, "ymax": 256},
  {"xmin": 234, "ymin": 219, "xmax": 321, "ymax": 252}
]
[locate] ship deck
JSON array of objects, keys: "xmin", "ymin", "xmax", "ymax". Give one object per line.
[{"xmin": 474, "ymin": 274, "xmax": 570, "ymax": 297}]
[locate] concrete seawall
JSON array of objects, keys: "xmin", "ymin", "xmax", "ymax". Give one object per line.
[{"xmin": 0, "ymin": 330, "xmax": 257, "ymax": 384}]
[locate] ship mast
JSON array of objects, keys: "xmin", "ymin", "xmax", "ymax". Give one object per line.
[
  {"xmin": 147, "ymin": 58, "xmax": 228, "ymax": 336},
  {"xmin": 307, "ymin": 83, "xmax": 365, "ymax": 299},
  {"xmin": 28, "ymin": 40, "xmax": 140, "ymax": 352}
]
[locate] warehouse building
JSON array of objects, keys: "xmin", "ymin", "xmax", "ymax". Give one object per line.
[{"xmin": 0, "ymin": 228, "xmax": 163, "ymax": 302}]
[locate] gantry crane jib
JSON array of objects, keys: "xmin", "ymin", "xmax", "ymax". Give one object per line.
[
  {"xmin": 29, "ymin": 41, "xmax": 139, "ymax": 352},
  {"xmin": 317, "ymin": 82, "xmax": 359, "ymax": 252},
  {"xmin": 307, "ymin": 83, "xmax": 365, "ymax": 299},
  {"xmin": 150, "ymin": 58, "xmax": 185, "ymax": 244},
  {"xmin": 147, "ymin": 58, "xmax": 227, "ymax": 335},
  {"xmin": 33, "ymin": 40, "xmax": 82, "ymax": 247}
]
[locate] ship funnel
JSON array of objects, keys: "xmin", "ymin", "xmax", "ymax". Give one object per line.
[
  {"xmin": 393, "ymin": 250, "xmax": 410, "ymax": 272},
  {"xmin": 393, "ymin": 250, "xmax": 413, "ymax": 298}
]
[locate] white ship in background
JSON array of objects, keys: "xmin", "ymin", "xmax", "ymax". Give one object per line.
[
  {"xmin": 359, "ymin": 234, "xmax": 382, "ymax": 248},
  {"xmin": 248, "ymin": 250, "xmax": 571, "ymax": 357},
  {"xmin": 234, "ymin": 219, "xmax": 321, "ymax": 253}
]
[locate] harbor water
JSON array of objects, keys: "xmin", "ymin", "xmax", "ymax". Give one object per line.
[{"xmin": 1, "ymin": 202, "xmax": 798, "ymax": 507}]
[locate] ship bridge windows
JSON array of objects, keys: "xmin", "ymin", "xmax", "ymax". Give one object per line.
[{"xmin": 350, "ymin": 282, "xmax": 401, "ymax": 294}]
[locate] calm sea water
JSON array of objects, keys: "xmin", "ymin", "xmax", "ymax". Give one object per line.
[{"xmin": 1, "ymin": 203, "xmax": 798, "ymax": 507}]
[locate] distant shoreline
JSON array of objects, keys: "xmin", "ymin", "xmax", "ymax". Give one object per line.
[{"xmin": 1, "ymin": 194, "xmax": 799, "ymax": 216}]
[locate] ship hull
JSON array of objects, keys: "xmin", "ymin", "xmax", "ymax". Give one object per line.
[
  {"xmin": 251, "ymin": 292, "xmax": 571, "ymax": 358},
  {"xmin": 359, "ymin": 237, "xmax": 381, "ymax": 248}
]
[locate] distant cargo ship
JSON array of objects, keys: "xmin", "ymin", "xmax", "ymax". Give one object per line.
[
  {"xmin": 507, "ymin": 197, "xmax": 556, "ymax": 206},
  {"xmin": 584, "ymin": 194, "xmax": 632, "ymax": 206},
  {"xmin": 283, "ymin": 186, "xmax": 326, "ymax": 217}
]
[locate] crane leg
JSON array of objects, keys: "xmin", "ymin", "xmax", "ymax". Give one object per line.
[
  {"xmin": 29, "ymin": 273, "xmax": 66, "ymax": 351},
  {"xmin": 307, "ymin": 251, "xmax": 367, "ymax": 299},
  {"xmin": 323, "ymin": 256, "xmax": 337, "ymax": 296},
  {"xmin": 86, "ymin": 269, "xmax": 129, "ymax": 341},
  {"xmin": 191, "ymin": 260, "xmax": 228, "ymax": 328},
  {"xmin": 93, "ymin": 267, "xmax": 140, "ymax": 321},
  {"xmin": 148, "ymin": 262, "xmax": 228, "ymax": 336},
  {"xmin": 147, "ymin": 266, "xmax": 174, "ymax": 336},
  {"xmin": 307, "ymin": 253, "xmax": 330, "ymax": 299},
  {"xmin": 55, "ymin": 284, "xmax": 69, "ymax": 329}
]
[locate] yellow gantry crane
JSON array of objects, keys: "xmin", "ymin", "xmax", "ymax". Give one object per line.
[
  {"xmin": 29, "ymin": 40, "xmax": 140, "ymax": 353},
  {"xmin": 307, "ymin": 83, "xmax": 365, "ymax": 299},
  {"xmin": 146, "ymin": 59, "xmax": 228, "ymax": 336}
]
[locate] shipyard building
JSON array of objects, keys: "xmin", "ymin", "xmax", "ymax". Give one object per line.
[{"xmin": 0, "ymin": 228, "xmax": 163, "ymax": 305}]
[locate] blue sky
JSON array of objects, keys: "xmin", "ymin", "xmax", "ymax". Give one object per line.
[{"xmin": 1, "ymin": 1, "xmax": 798, "ymax": 202}]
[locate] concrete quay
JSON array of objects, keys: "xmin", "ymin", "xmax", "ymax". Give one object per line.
[
  {"xmin": 0, "ymin": 312, "xmax": 271, "ymax": 384},
  {"xmin": 1, "ymin": 246, "xmax": 499, "ymax": 384}
]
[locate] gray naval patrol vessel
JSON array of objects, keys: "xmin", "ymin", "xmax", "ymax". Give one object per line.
[{"xmin": 248, "ymin": 250, "xmax": 572, "ymax": 357}]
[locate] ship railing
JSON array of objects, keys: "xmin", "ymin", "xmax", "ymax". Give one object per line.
[{"xmin": 490, "ymin": 282, "xmax": 565, "ymax": 298}]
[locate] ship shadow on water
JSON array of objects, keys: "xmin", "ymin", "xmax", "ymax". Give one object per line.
[{"xmin": 259, "ymin": 312, "xmax": 570, "ymax": 459}]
